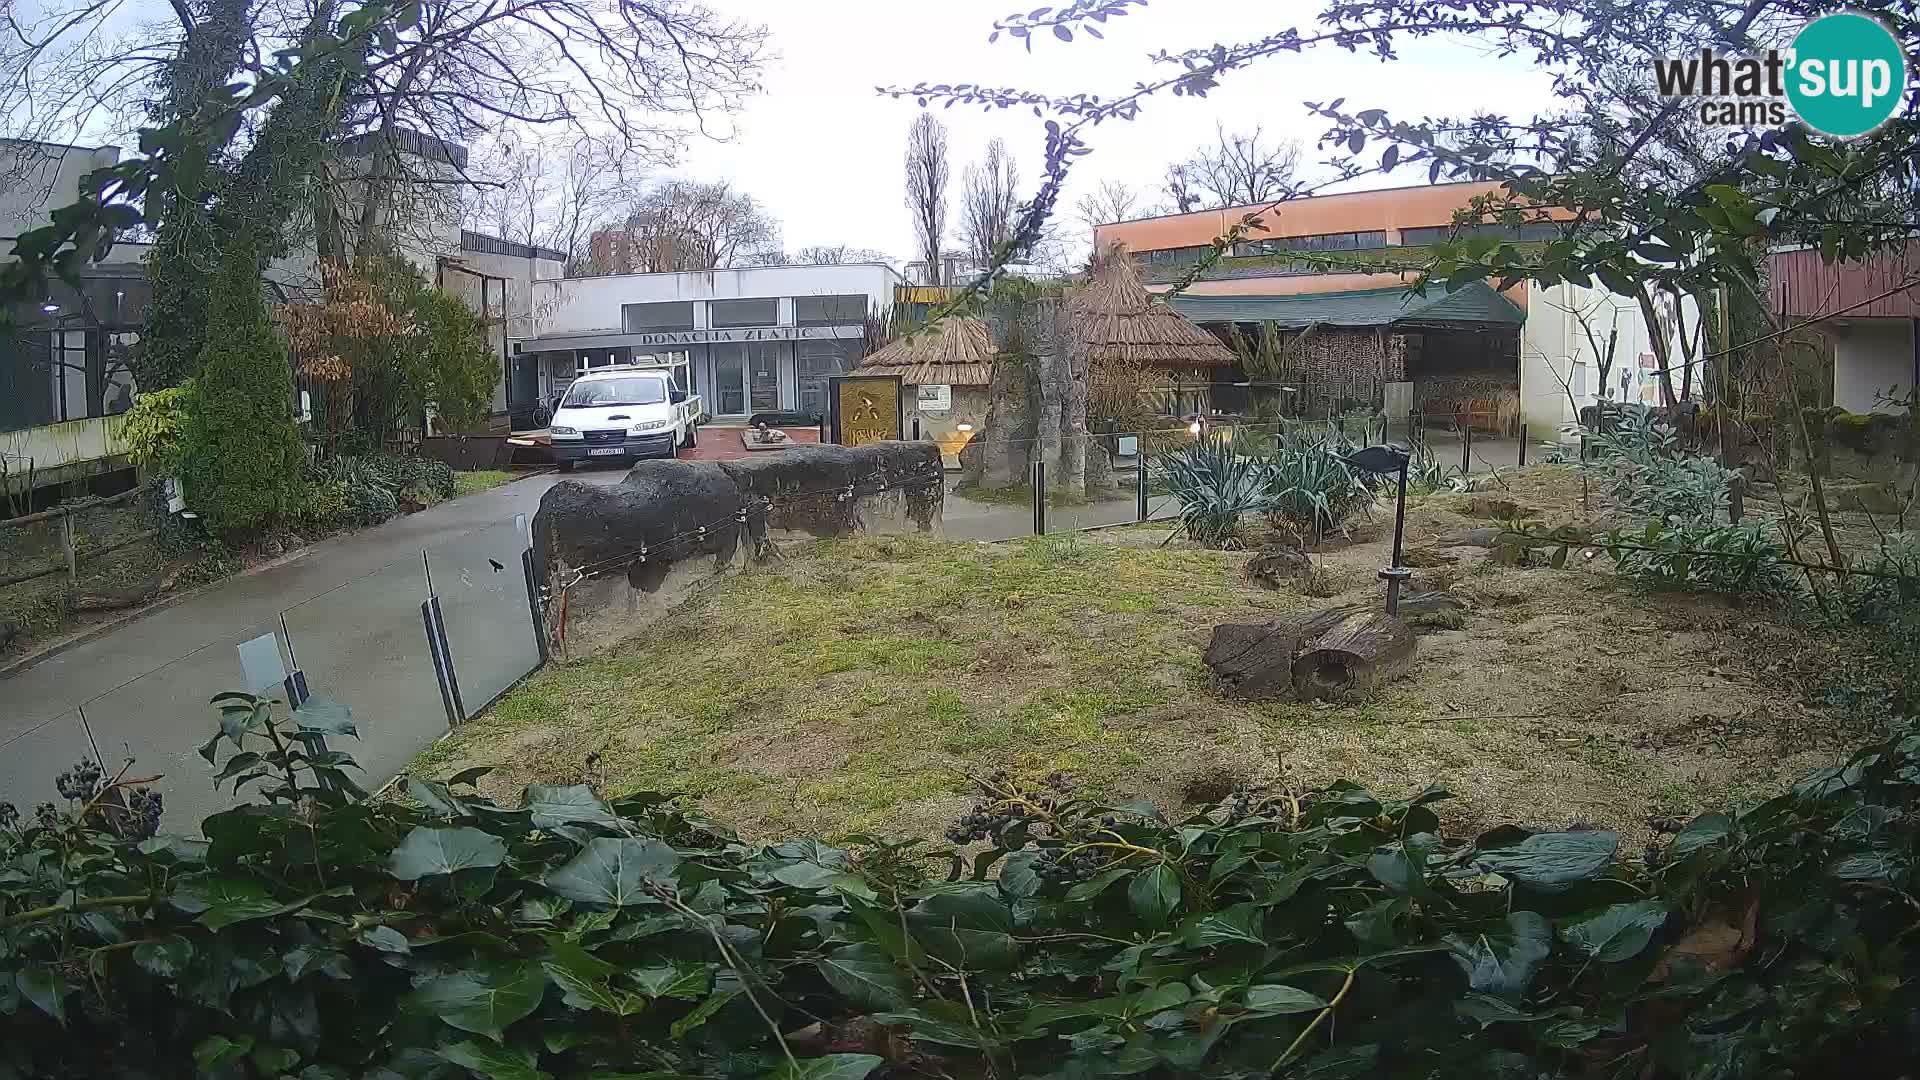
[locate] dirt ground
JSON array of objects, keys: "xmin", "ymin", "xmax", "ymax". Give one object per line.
[{"xmin": 409, "ymin": 464, "xmax": 1878, "ymax": 851}]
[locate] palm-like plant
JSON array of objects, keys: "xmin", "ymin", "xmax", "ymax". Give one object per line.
[{"xmin": 1160, "ymin": 435, "xmax": 1275, "ymax": 548}]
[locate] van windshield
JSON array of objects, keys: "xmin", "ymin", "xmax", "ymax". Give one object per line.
[{"xmin": 562, "ymin": 376, "xmax": 667, "ymax": 408}]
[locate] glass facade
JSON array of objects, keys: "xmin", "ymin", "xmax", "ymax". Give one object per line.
[
  {"xmin": 795, "ymin": 294, "xmax": 868, "ymax": 326},
  {"xmin": 622, "ymin": 302, "xmax": 694, "ymax": 332},
  {"xmin": 709, "ymin": 298, "xmax": 778, "ymax": 328},
  {"xmin": 796, "ymin": 339, "xmax": 858, "ymax": 418}
]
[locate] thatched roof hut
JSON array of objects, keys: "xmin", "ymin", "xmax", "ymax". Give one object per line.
[
  {"xmin": 1069, "ymin": 243, "xmax": 1236, "ymax": 369},
  {"xmin": 854, "ymin": 316, "xmax": 995, "ymax": 386}
]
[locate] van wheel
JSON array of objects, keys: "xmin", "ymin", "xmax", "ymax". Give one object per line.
[
  {"xmin": 666, "ymin": 437, "xmax": 679, "ymax": 459},
  {"xmin": 557, "ymin": 460, "xmax": 575, "ymax": 473},
  {"xmin": 682, "ymin": 424, "xmax": 697, "ymax": 449}
]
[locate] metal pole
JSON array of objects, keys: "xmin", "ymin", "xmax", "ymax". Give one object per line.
[
  {"xmin": 1462, "ymin": 423, "xmax": 1472, "ymax": 474},
  {"xmin": 1032, "ymin": 461, "xmax": 1047, "ymax": 535},
  {"xmin": 1383, "ymin": 458, "xmax": 1411, "ymax": 616},
  {"xmin": 1135, "ymin": 449, "xmax": 1148, "ymax": 522},
  {"xmin": 1518, "ymin": 424, "xmax": 1528, "ymax": 468},
  {"xmin": 911, "ymin": 414, "xmax": 922, "ymax": 440}
]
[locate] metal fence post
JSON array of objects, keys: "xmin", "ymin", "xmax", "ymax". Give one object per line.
[
  {"xmin": 521, "ymin": 548, "xmax": 549, "ymax": 665},
  {"xmin": 1135, "ymin": 451, "xmax": 1148, "ymax": 522},
  {"xmin": 1518, "ymin": 424, "xmax": 1528, "ymax": 468},
  {"xmin": 1035, "ymin": 460, "xmax": 1047, "ymax": 534},
  {"xmin": 1462, "ymin": 424, "xmax": 1473, "ymax": 474}
]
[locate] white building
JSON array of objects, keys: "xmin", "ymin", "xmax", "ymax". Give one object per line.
[{"xmin": 519, "ymin": 263, "xmax": 906, "ymax": 421}]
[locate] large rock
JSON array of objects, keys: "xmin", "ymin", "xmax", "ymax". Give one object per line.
[
  {"xmin": 718, "ymin": 440, "xmax": 943, "ymax": 546},
  {"xmin": 532, "ymin": 443, "xmax": 945, "ymax": 658},
  {"xmin": 531, "ymin": 460, "xmax": 749, "ymax": 658}
]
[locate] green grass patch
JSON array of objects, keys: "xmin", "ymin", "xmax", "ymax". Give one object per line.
[{"xmin": 452, "ymin": 470, "xmax": 518, "ymax": 497}]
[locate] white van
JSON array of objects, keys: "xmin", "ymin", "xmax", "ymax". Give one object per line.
[{"xmin": 548, "ymin": 365, "xmax": 704, "ymax": 471}]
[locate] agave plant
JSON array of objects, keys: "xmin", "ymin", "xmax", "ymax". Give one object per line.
[
  {"xmin": 1159, "ymin": 435, "xmax": 1274, "ymax": 548},
  {"xmin": 1264, "ymin": 428, "xmax": 1381, "ymax": 538}
]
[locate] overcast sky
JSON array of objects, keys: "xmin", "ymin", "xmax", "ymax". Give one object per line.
[{"xmin": 675, "ymin": 0, "xmax": 1561, "ymax": 262}]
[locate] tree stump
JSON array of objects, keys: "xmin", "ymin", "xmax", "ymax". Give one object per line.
[{"xmin": 1290, "ymin": 607, "xmax": 1416, "ymax": 703}]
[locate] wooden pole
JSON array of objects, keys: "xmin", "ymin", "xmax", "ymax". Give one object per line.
[{"xmin": 60, "ymin": 512, "xmax": 77, "ymax": 585}]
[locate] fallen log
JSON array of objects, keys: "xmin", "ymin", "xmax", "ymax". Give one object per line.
[
  {"xmin": 1205, "ymin": 602, "xmax": 1422, "ymax": 703},
  {"xmin": 1290, "ymin": 606, "xmax": 1416, "ymax": 703}
]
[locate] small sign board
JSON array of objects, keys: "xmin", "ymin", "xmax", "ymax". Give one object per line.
[
  {"xmin": 164, "ymin": 477, "xmax": 186, "ymax": 515},
  {"xmin": 916, "ymin": 383, "xmax": 952, "ymax": 412},
  {"xmin": 237, "ymin": 632, "xmax": 288, "ymax": 694},
  {"xmin": 829, "ymin": 375, "xmax": 905, "ymax": 447},
  {"xmin": 1115, "ymin": 435, "xmax": 1139, "ymax": 458}
]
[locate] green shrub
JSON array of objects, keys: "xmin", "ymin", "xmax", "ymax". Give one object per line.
[
  {"xmin": 298, "ymin": 453, "xmax": 455, "ymax": 528},
  {"xmin": 1160, "ymin": 430, "xmax": 1379, "ymax": 548},
  {"xmin": 1584, "ymin": 404, "xmax": 1736, "ymax": 525},
  {"xmin": 177, "ymin": 265, "xmax": 306, "ymax": 534},
  {"xmin": 118, "ymin": 382, "xmax": 196, "ymax": 474},
  {"xmin": 1609, "ymin": 519, "xmax": 1799, "ymax": 596},
  {"xmin": 6, "ymin": 698, "xmax": 1920, "ymax": 1078}
]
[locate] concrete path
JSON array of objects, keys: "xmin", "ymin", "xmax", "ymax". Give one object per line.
[{"xmin": 0, "ymin": 469, "xmax": 624, "ymax": 821}]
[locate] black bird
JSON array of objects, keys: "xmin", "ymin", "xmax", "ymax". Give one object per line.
[{"xmin": 488, "ymin": 558, "xmax": 504, "ymax": 572}]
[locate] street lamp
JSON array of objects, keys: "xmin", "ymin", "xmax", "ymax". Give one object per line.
[{"xmin": 1342, "ymin": 442, "xmax": 1413, "ymax": 616}]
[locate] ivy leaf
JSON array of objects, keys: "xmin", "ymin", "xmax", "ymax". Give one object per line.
[
  {"xmin": 406, "ymin": 779, "xmax": 474, "ymax": 819},
  {"xmin": 133, "ymin": 936, "xmax": 194, "ymax": 978},
  {"xmin": 870, "ymin": 1010, "xmax": 1004, "ymax": 1051},
  {"xmin": 543, "ymin": 838, "xmax": 680, "ymax": 906},
  {"xmin": 669, "ymin": 989, "xmax": 738, "ymax": 1038},
  {"xmin": 389, "ymin": 827, "xmax": 508, "ymax": 880},
  {"xmin": 817, "ymin": 944, "xmax": 911, "ymax": 1010},
  {"xmin": 170, "ymin": 877, "xmax": 299, "ymax": 929},
  {"xmin": 1243, "ymin": 984, "xmax": 1327, "ymax": 1015},
  {"xmin": 1560, "ymin": 900, "xmax": 1667, "ymax": 963},
  {"xmin": 357, "ymin": 926, "xmax": 412, "ymax": 954},
  {"xmin": 762, "ymin": 1054, "xmax": 883, "ymax": 1080},
  {"xmin": 1471, "ymin": 831, "xmax": 1617, "ymax": 891},
  {"xmin": 906, "ymin": 890, "xmax": 1017, "ymax": 970},
  {"xmin": 447, "ymin": 765, "xmax": 496, "ymax": 787},
  {"xmin": 630, "ymin": 964, "xmax": 708, "ymax": 1001},
  {"xmin": 1445, "ymin": 911, "xmax": 1552, "ymax": 999},
  {"xmin": 1128, "ymin": 864, "xmax": 1181, "ymax": 928},
  {"xmin": 192, "ymin": 1034, "xmax": 252, "ymax": 1071},
  {"xmin": 524, "ymin": 784, "xmax": 622, "ymax": 831},
  {"xmin": 1669, "ymin": 814, "xmax": 1731, "ymax": 857},
  {"xmin": 409, "ymin": 963, "xmax": 546, "ymax": 1041},
  {"xmin": 437, "ymin": 1039, "xmax": 550, "ymax": 1080},
  {"xmin": 18, "ymin": 967, "xmax": 65, "ymax": 1023},
  {"xmin": 1064, "ymin": 865, "xmax": 1130, "ymax": 901}
]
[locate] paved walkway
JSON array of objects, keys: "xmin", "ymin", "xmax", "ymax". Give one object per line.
[{"xmin": 0, "ymin": 469, "xmax": 624, "ymax": 820}]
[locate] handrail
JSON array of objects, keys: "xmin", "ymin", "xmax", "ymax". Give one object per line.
[{"xmin": 0, "ymin": 486, "xmax": 141, "ymax": 529}]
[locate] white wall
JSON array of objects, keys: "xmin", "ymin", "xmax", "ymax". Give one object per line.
[
  {"xmin": 1833, "ymin": 318, "xmax": 1915, "ymax": 413},
  {"xmin": 1521, "ymin": 282, "xmax": 1688, "ymax": 438},
  {"xmin": 530, "ymin": 263, "xmax": 900, "ymax": 336}
]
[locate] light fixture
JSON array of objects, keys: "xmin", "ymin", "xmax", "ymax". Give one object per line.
[
  {"xmin": 40, "ymin": 303, "xmax": 59, "ymax": 313},
  {"xmin": 1188, "ymin": 420, "xmax": 1203, "ymax": 436},
  {"xmin": 956, "ymin": 423, "xmax": 973, "ymax": 432}
]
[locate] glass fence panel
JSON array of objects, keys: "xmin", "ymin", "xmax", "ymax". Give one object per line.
[
  {"xmin": 426, "ymin": 521, "xmax": 541, "ymax": 720},
  {"xmin": 77, "ymin": 619, "xmax": 290, "ymax": 831},
  {"xmin": 281, "ymin": 556, "xmax": 444, "ymax": 793}
]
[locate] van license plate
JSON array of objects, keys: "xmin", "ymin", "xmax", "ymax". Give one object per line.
[{"xmin": 588, "ymin": 447, "xmax": 624, "ymax": 457}]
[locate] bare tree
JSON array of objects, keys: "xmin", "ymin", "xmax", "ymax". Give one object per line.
[
  {"xmin": 903, "ymin": 112, "xmax": 950, "ymax": 284},
  {"xmin": 614, "ymin": 179, "xmax": 782, "ymax": 271},
  {"xmin": 791, "ymin": 244, "xmax": 892, "ymax": 264},
  {"xmin": 1161, "ymin": 162, "xmax": 1201, "ymax": 215},
  {"xmin": 1171, "ymin": 123, "xmax": 1302, "ymax": 209},
  {"xmin": 959, "ymin": 137, "xmax": 1021, "ymax": 268},
  {"xmin": 1074, "ymin": 179, "xmax": 1151, "ymax": 232},
  {"xmin": 467, "ymin": 133, "xmax": 633, "ymax": 265}
]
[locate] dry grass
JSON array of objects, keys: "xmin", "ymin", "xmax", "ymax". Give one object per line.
[{"xmin": 410, "ymin": 465, "xmax": 1870, "ymax": 848}]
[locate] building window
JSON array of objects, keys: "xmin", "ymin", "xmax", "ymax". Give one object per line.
[
  {"xmin": 796, "ymin": 339, "xmax": 857, "ymax": 418},
  {"xmin": 622, "ymin": 302, "xmax": 693, "ymax": 333},
  {"xmin": 1146, "ymin": 246, "xmax": 1207, "ymax": 266},
  {"xmin": 794, "ymin": 294, "xmax": 868, "ymax": 326},
  {"xmin": 1398, "ymin": 221, "xmax": 1561, "ymax": 246},
  {"xmin": 709, "ymin": 298, "xmax": 778, "ymax": 328},
  {"xmin": 1233, "ymin": 231, "xmax": 1388, "ymax": 257}
]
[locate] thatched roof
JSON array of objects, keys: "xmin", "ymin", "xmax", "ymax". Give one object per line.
[
  {"xmin": 1069, "ymin": 243, "xmax": 1237, "ymax": 369},
  {"xmin": 855, "ymin": 316, "xmax": 995, "ymax": 386}
]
